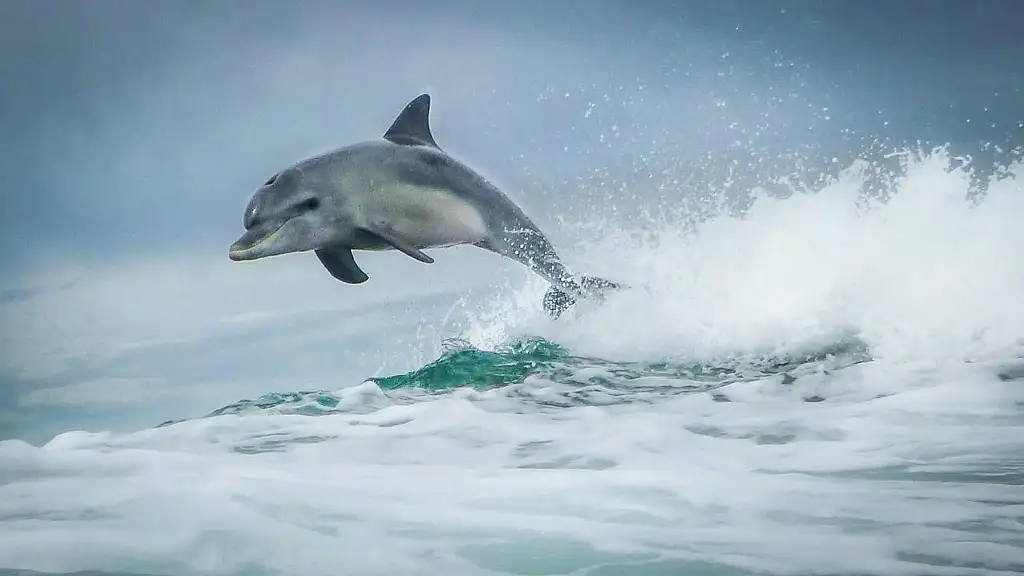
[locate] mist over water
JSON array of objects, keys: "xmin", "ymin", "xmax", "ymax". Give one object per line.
[
  {"xmin": 2, "ymin": 146, "xmax": 1022, "ymax": 576},
  {"xmin": 495, "ymin": 147, "xmax": 1024, "ymax": 364}
]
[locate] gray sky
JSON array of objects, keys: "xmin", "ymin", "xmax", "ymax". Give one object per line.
[{"xmin": 1, "ymin": 0, "xmax": 1021, "ymax": 443}]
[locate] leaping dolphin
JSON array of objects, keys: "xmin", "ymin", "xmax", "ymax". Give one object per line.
[{"xmin": 228, "ymin": 93, "xmax": 618, "ymax": 318}]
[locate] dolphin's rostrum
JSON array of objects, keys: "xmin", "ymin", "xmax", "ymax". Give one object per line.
[{"xmin": 229, "ymin": 94, "xmax": 618, "ymax": 318}]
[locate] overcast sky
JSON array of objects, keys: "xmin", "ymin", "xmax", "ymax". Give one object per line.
[{"xmin": 1, "ymin": 0, "xmax": 1021, "ymax": 443}]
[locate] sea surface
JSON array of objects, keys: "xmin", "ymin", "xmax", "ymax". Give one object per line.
[{"xmin": 2, "ymin": 148, "xmax": 1023, "ymax": 575}]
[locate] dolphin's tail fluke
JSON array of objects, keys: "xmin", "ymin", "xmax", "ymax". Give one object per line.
[{"xmin": 542, "ymin": 275, "xmax": 623, "ymax": 320}]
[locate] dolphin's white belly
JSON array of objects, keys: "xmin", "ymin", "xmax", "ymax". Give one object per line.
[{"xmin": 366, "ymin": 184, "xmax": 489, "ymax": 249}]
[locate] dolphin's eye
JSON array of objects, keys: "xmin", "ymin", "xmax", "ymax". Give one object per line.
[
  {"xmin": 264, "ymin": 173, "xmax": 278, "ymax": 186},
  {"xmin": 300, "ymin": 197, "xmax": 320, "ymax": 211}
]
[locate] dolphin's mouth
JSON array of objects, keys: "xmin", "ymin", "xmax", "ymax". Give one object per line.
[{"xmin": 228, "ymin": 219, "xmax": 290, "ymax": 261}]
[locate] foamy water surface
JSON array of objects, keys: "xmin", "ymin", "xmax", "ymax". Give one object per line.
[{"xmin": 1, "ymin": 149, "xmax": 1023, "ymax": 576}]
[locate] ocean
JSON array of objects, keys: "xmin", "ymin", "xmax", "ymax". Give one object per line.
[{"xmin": 1, "ymin": 146, "xmax": 1022, "ymax": 575}]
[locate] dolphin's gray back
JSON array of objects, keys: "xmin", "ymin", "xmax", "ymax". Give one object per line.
[{"xmin": 327, "ymin": 141, "xmax": 580, "ymax": 296}]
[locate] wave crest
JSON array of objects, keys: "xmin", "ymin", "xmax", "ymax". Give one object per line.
[{"xmin": 459, "ymin": 146, "xmax": 1024, "ymax": 366}]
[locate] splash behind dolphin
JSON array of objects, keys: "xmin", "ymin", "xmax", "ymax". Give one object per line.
[{"xmin": 229, "ymin": 94, "xmax": 618, "ymax": 318}]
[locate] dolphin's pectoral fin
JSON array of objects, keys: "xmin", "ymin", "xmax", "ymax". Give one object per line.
[
  {"xmin": 383, "ymin": 94, "xmax": 441, "ymax": 149},
  {"xmin": 316, "ymin": 247, "xmax": 370, "ymax": 284},
  {"xmin": 367, "ymin": 220, "xmax": 435, "ymax": 264}
]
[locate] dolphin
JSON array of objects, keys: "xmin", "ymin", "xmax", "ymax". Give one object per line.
[{"xmin": 228, "ymin": 93, "xmax": 618, "ymax": 318}]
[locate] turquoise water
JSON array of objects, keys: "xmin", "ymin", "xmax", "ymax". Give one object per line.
[{"xmin": 200, "ymin": 336, "xmax": 872, "ymax": 421}]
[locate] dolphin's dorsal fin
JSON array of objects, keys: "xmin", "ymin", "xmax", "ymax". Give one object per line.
[{"xmin": 383, "ymin": 94, "xmax": 440, "ymax": 149}]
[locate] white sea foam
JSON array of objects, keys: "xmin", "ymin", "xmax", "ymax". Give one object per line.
[
  {"xmin": 468, "ymin": 147, "xmax": 1024, "ymax": 366},
  {"xmin": 1, "ymin": 148, "xmax": 1022, "ymax": 575}
]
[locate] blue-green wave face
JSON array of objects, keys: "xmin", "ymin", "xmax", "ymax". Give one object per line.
[{"xmin": 193, "ymin": 336, "xmax": 872, "ymax": 422}]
